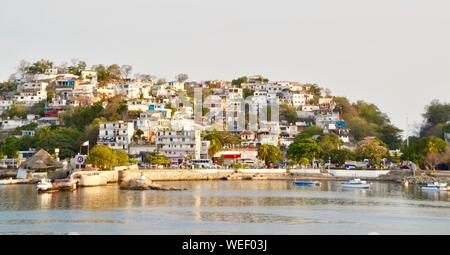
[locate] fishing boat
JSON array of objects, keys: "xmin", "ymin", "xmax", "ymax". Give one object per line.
[
  {"xmin": 294, "ymin": 180, "xmax": 321, "ymax": 187},
  {"xmin": 420, "ymin": 182, "xmax": 449, "ymax": 191},
  {"xmin": 341, "ymin": 179, "xmax": 370, "ymax": 189}
]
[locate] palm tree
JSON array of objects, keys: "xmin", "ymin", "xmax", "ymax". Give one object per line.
[
  {"xmin": 257, "ymin": 144, "xmax": 271, "ymax": 167},
  {"xmin": 208, "ymin": 138, "xmax": 222, "ymax": 159},
  {"xmin": 258, "ymin": 144, "xmax": 282, "ymax": 168}
]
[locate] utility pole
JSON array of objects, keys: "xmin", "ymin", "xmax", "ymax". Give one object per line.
[{"xmin": 406, "ymin": 117, "xmax": 409, "ymax": 147}]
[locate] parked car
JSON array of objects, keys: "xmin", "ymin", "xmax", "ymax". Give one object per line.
[{"xmin": 344, "ymin": 164, "xmax": 357, "ymax": 169}]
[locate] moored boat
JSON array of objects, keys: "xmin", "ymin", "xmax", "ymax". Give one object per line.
[
  {"xmin": 341, "ymin": 178, "xmax": 370, "ymax": 189},
  {"xmin": 36, "ymin": 178, "xmax": 53, "ymax": 191},
  {"xmin": 420, "ymin": 182, "xmax": 449, "ymax": 191},
  {"xmin": 294, "ymin": 180, "xmax": 321, "ymax": 187},
  {"xmin": 36, "ymin": 178, "xmax": 78, "ymax": 192},
  {"xmin": 0, "ymin": 178, "xmax": 31, "ymax": 185}
]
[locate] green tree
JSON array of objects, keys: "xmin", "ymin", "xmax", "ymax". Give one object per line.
[
  {"xmin": 302, "ymin": 125, "xmax": 323, "ymax": 137},
  {"xmin": 231, "ymin": 76, "xmax": 248, "ymax": 87},
  {"xmin": 1, "ymin": 136, "xmax": 20, "ymax": 158},
  {"xmin": 306, "ymin": 84, "xmax": 322, "ymax": 97},
  {"xmin": 347, "ymin": 117, "xmax": 377, "ymax": 141},
  {"xmin": 27, "ymin": 101, "xmax": 46, "ymax": 117},
  {"xmin": 243, "ymin": 87, "xmax": 254, "ymax": 98},
  {"xmin": 355, "ymin": 137, "xmax": 389, "ymax": 168},
  {"xmin": 59, "ymin": 104, "xmax": 103, "ymax": 131},
  {"xmin": 202, "ymin": 130, "xmax": 241, "ymax": 146},
  {"xmin": 280, "ymin": 103, "xmax": 298, "ymax": 124},
  {"xmin": 107, "ymin": 64, "xmax": 121, "ymax": 80},
  {"xmin": 85, "ymin": 145, "xmax": 118, "ymax": 170},
  {"xmin": 376, "ymin": 124, "xmax": 403, "ymax": 149},
  {"xmin": 287, "ymin": 135, "xmax": 322, "ymax": 164},
  {"xmin": 83, "ymin": 117, "xmax": 107, "ymax": 147},
  {"xmin": 318, "ymin": 133, "xmax": 343, "ymax": 153},
  {"xmin": 94, "ymin": 64, "xmax": 110, "ymax": 82},
  {"xmin": 68, "ymin": 60, "xmax": 87, "ymax": 75},
  {"xmin": 25, "ymin": 59, "xmax": 53, "ymax": 74},
  {"xmin": 2, "ymin": 104, "xmax": 27, "ymax": 119},
  {"xmin": 354, "ymin": 101, "xmax": 388, "ymax": 125},
  {"xmin": 422, "ymin": 100, "xmax": 450, "ymax": 128},
  {"xmin": 323, "ymin": 148, "xmax": 355, "ymax": 165},
  {"xmin": 257, "ymin": 144, "xmax": 282, "ymax": 167},
  {"xmin": 145, "ymin": 153, "xmax": 171, "ymax": 166},
  {"xmin": 36, "ymin": 127, "xmax": 83, "ymax": 159},
  {"xmin": 208, "ymin": 138, "xmax": 222, "ymax": 159},
  {"xmin": 423, "ymin": 136, "xmax": 448, "ymax": 154},
  {"xmin": 114, "ymin": 150, "xmax": 129, "ymax": 166}
]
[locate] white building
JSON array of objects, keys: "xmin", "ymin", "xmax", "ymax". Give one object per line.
[
  {"xmin": 315, "ymin": 112, "xmax": 340, "ymax": 130},
  {"xmin": 225, "ymin": 87, "xmax": 244, "ymax": 132},
  {"xmin": 0, "ymin": 118, "xmax": 33, "ymax": 130},
  {"xmin": 0, "ymin": 100, "xmax": 13, "ymax": 114},
  {"xmin": 291, "ymin": 93, "xmax": 308, "ymax": 107},
  {"xmin": 156, "ymin": 129, "xmax": 201, "ymax": 164},
  {"xmin": 98, "ymin": 121, "xmax": 135, "ymax": 151},
  {"xmin": 200, "ymin": 140, "xmax": 211, "ymax": 159}
]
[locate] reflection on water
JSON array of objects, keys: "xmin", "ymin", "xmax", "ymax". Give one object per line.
[{"xmin": 0, "ymin": 180, "xmax": 449, "ymax": 234}]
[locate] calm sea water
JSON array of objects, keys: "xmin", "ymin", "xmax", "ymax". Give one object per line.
[{"xmin": 0, "ymin": 180, "xmax": 449, "ymax": 235}]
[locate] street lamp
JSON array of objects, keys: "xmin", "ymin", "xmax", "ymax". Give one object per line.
[{"xmin": 328, "ymin": 157, "xmax": 331, "ymax": 171}]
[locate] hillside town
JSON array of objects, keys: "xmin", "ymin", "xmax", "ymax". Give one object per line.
[{"xmin": 0, "ymin": 59, "xmax": 449, "ymax": 178}]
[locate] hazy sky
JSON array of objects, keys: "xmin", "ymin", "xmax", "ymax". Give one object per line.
[{"xmin": 1, "ymin": 0, "xmax": 449, "ymax": 134}]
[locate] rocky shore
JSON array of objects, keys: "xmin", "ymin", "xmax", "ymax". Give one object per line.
[
  {"xmin": 402, "ymin": 175, "xmax": 449, "ymax": 185},
  {"xmin": 119, "ymin": 178, "xmax": 187, "ymax": 191}
]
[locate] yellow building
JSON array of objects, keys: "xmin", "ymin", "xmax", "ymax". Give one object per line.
[{"xmin": 81, "ymin": 70, "xmax": 97, "ymax": 81}]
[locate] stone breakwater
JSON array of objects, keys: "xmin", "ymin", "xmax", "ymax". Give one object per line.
[{"xmin": 403, "ymin": 175, "xmax": 449, "ymax": 185}]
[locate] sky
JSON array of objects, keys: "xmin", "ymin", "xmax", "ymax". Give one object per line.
[{"xmin": 1, "ymin": 0, "xmax": 449, "ymax": 135}]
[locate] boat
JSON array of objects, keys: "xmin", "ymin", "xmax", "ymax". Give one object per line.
[
  {"xmin": 0, "ymin": 178, "xmax": 31, "ymax": 185},
  {"xmin": 420, "ymin": 182, "xmax": 449, "ymax": 191},
  {"xmin": 341, "ymin": 179, "xmax": 370, "ymax": 189},
  {"xmin": 36, "ymin": 178, "xmax": 78, "ymax": 192},
  {"xmin": 294, "ymin": 180, "xmax": 321, "ymax": 187},
  {"xmin": 36, "ymin": 178, "xmax": 53, "ymax": 191}
]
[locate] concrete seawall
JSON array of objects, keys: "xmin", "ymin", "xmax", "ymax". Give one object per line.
[
  {"xmin": 119, "ymin": 168, "xmax": 395, "ymax": 182},
  {"xmin": 119, "ymin": 169, "xmax": 235, "ymax": 182}
]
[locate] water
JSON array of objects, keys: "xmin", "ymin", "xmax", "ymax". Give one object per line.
[{"xmin": 0, "ymin": 180, "xmax": 449, "ymax": 235}]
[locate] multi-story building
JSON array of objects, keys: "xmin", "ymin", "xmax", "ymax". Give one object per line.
[
  {"xmin": 98, "ymin": 121, "xmax": 135, "ymax": 151},
  {"xmin": 315, "ymin": 112, "xmax": 341, "ymax": 130},
  {"xmin": 14, "ymin": 81, "xmax": 47, "ymax": 106},
  {"xmin": 81, "ymin": 70, "xmax": 98, "ymax": 83},
  {"xmin": 225, "ymin": 87, "xmax": 244, "ymax": 132},
  {"xmin": 0, "ymin": 117, "xmax": 34, "ymax": 130},
  {"xmin": 200, "ymin": 140, "xmax": 210, "ymax": 159},
  {"xmin": 156, "ymin": 129, "xmax": 201, "ymax": 164},
  {"xmin": 291, "ymin": 92, "xmax": 308, "ymax": 108}
]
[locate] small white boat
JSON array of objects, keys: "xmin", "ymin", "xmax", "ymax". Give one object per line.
[
  {"xmin": 36, "ymin": 178, "xmax": 53, "ymax": 191},
  {"xmin": 341, "ymin": 178, "xmax": 370, "ymax": 189},
  {"xmin": 36, "ymin": 178, "xmax": 78, "ymax": 192},
  {"xmin": 420, "ymin": 182, "xmax": 449, "ymax": 191}
]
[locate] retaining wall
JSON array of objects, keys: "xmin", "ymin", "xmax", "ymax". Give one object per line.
[
  {"xmin": 119, "ymin": 169, "xmax": 232, "ymax": 182},
  {"xmin": 289, "ymin": 169, "xmax": 321, "ymax": 174},
  {"xmin": 328, "ymin": 169, "xmax": 390, "ymax": 178},
  {"xmin": 236, "ymin": 169, "xmax": 286, "ymax": 174}
]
